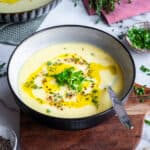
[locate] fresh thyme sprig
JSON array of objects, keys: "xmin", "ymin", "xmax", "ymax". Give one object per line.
[
  {"xmin": 74, "ymin": 0, "xmax": 132, "ymax": 14},
  {"xmin": 89, "ymin": 0, "xmax": 120, "ymax": 14}
]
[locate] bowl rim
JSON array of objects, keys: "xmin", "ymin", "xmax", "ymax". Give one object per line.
[
  {"xmin": 0, "ymin": 0, "xmax": 58, "ymax": 14},
  {"xmin": 7, "ymin": 25, "xmax": 136, "ymax": 121}
]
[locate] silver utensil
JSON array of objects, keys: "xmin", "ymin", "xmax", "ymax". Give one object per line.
[{"xmin": 108, "ymin": 86, "xmax": 134, "ymax": 129}]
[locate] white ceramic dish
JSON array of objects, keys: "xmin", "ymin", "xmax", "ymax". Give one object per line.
[
  {"xmin": 0, "ymin": 0, "xmax": 61, "ymax": 23},
  {"xmin": 125, "ymin": 22, "xmax": 150, "ymax": 54}
]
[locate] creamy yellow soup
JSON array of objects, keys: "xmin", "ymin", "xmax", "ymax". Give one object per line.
[
  {"xmin": 0, "ymin": 0, "xmax": 20, "ymax": 3},
  {"xmin": 18, "ymin": 43, "xmax": 124, "ymax": 118},
  {"xmin": 0, "ymin": 0, "xmax": 52, "ymax": 13}
]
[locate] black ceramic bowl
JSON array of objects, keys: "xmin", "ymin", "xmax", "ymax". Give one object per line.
[{"xmin": 7, "ymin": 25, "xmax": 136, "ymax": 130}]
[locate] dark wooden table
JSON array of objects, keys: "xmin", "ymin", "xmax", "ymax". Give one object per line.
[{"xmin": 21, "ymin": 84, "xmax": 150, "ymax": 150}]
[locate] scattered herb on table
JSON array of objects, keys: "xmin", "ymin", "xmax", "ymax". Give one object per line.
[
  {"xmin": 127, "ymin": 27, "xmax": 150, "ymax": 50},
  {"xmin": 134, "ymin": 85, "xmax": 146, "ymax": 96},
  {"xmin": 134, "ymin": 85, "xmax": 150, "ymax": 103},
  {"xmin": 0, "ymin": 136, "xmax": 12, "ymax": 150},
  {"xmin": 118, "ymin": 33, "xmax": 126, "ymax": 40},
  {"xmin": 0, "ymin": 62, "xmax": 6, "ymax": 77},
  {"xmin": 140, "ymin": 65, "xmax": 150, "ymax": 76},
  {"xmin": 140, "ymin": 65, "xmax": 150, "ymax": 73},
  {"xmin": 144, "ymin": 119, "xmax": 150, "ymax": 126},
  {"xmin": 139, "ymin": 98, "xmax": 145, "ymax": 103},
  {"xmin": 134, "ymin": 85, "xmax": 146, "ymax": 103},
  {"xmin": 52, "ymin": 67, "xmax": 85, "ymax": 92}
]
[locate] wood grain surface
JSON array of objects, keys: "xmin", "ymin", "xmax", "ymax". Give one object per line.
[{"xmin": 21, "ymin": 84, "xmax": 150, "ymax": 150}]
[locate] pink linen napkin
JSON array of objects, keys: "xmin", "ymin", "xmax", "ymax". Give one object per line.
[{"xmin": 83, "ymin": 0, "xmax": 150, "ymax": 24}]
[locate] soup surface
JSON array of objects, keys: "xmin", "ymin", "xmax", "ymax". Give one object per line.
[
  {"xmin": 18, "ymin": 43, "xmax": 124, "ymax": 118},
  {"xmin": 0, "ymin": 0, "xmax": 52, "ymax": 13}
]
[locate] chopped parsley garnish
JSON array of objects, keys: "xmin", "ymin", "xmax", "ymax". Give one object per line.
[
  {"xmin": 92, "ymin": 89, "xmax": 98, "ymax": 93},
  {"xmin": 52, "ymin": 67, "xmax": 85, "ymax": 92},
  {"xmin": 140, "ymin": 65, "xmax": 150, "ymax": 76},
  {"xmin": 32, "ymin": 85, "xmax": 42, "ymax": 89},
  {"xmin": 53, "ymin": 93, "xmax": 63, "ymax": 100},
  {"xmin": 145, "ymin": 119, "xmax": 150, "ymax": 126},
  {"xmin": 90, "ymin": 53, "xmax": 95, "ymax": 56},
  {"xmin": 46, "ymin": 61, "xmax": 52, "ymax": 66},
  {"xmin": 24, "ymin": 80, "xmax": 41, "ymax": 89},
  {"xmin": 92, "ymin": 96, "xmax": 99, "ymax": 108},
  {"xmin": 127, "ymin": 27, "xmax": 150, "ymax": 50},
  {"xmin": 46, "ymin": 108, "xmax": 51, "ymax": 113}
]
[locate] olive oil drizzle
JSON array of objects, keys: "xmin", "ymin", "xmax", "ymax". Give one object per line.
[{"xmin": 22, "ymin": 53, "xmax": 117, "ymax": 109}]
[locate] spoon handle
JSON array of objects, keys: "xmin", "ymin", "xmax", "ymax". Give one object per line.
[{"xmin": 108, "ymin": 86, "xmax": 134, "ymax": 129}]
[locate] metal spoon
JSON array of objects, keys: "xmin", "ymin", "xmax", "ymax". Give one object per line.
[{"xmin": 108, "ymin": 86, "xmax": 134, "ymax": 129}]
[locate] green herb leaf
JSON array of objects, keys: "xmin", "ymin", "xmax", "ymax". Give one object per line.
[
  {"xmin": 24, "ymin": 80, "xmax": 41, "ymax": 89},
  {"xmin": 90, "ymin": 53, "xmax": 95, "ymax": 56},
  {"xmin": 139, "ymin": 98, "xmax": 144, "ymax": 103},
  {"xmin": 140, "ymin": 65, "xmax": 150, "ymax": 76},
  {"xmin": 127, "ymin": 27, "xmax": 150, "ymax": 50},
  {"xmin": 133, "ymin": 85, "xmax": 150, "ymax": 103},
  {"xmin": 47, "ymin": 61, "xmax": 52, "ymax": 66},
  {"xmin": 92, "ymin": 89, "xmax": 98, "ymax": 93},
  {"xmin": 134, "ymin": 85, "xmax": 146, "ymax": 96},
  {"xmin": 140, "ymin": 65, "xmax": 150, "ymax": 73},
  {"xmin": 92, "ymin": 96, "xmax": 99, "ymax": 108},
  {"xmin": 52, "ymin": 67, "xmax": 85, "ymax": 92},
  {"xmin": 0, "ymin": 63, "xmax": 5, "ymax": 69},
  {"xmin": 46, "ymin": 108, "xmax": 51, "ymax": 113},
  {"xmin": 31, "ymin": 84, "xmax": 42, "ymax": 89},
  {"xmin": 145, "ymin": 119, "xmax": 150, "ymax": 126}
]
